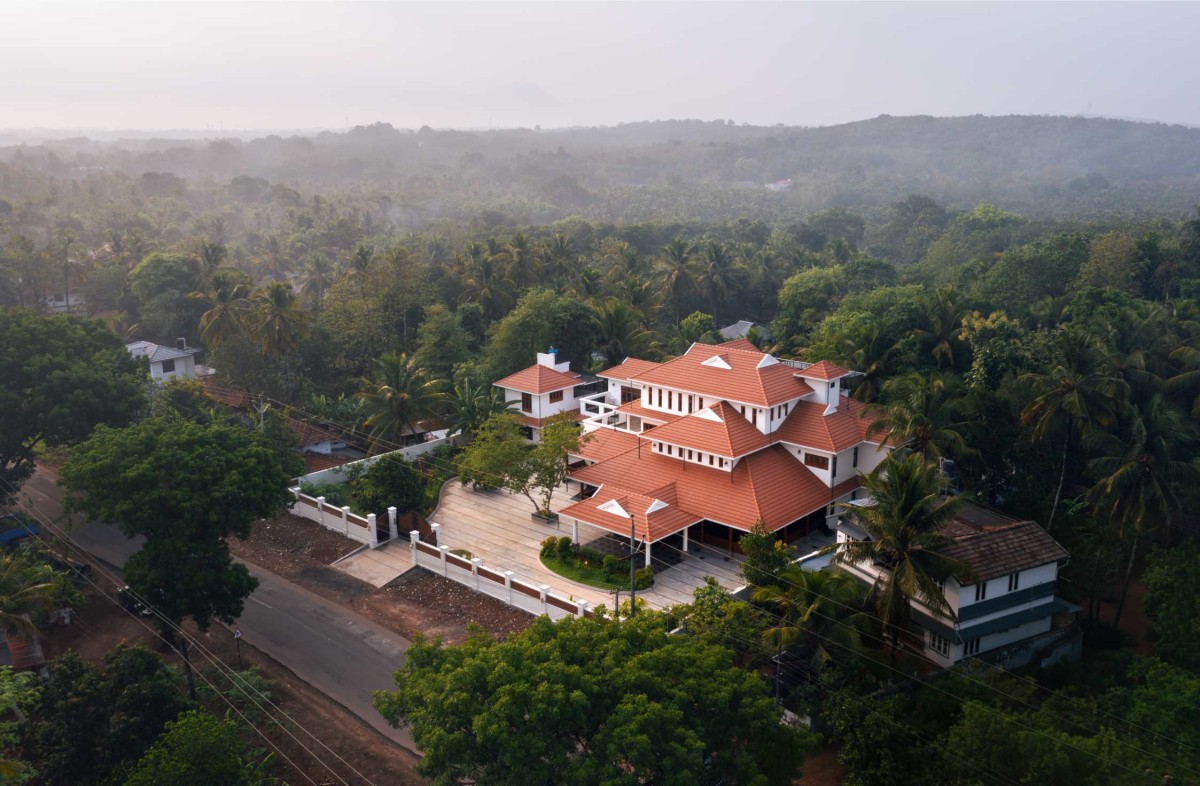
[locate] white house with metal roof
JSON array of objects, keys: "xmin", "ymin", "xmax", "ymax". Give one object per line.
[{"xmin": 125, "ymin": 339, "xmax": 206, "ymax": 382}]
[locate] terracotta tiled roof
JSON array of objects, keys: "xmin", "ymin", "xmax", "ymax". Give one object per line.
[
  {"xmin": 201, "ymin": 381, "xmax": 250, "ymax": 408},
  {"xmin": 614, "ymin": 399, "xmax": 671, "ymax": 423},
  {"xmin": 719, "ymin": 337, "xmax": 760, "ymax": 352},
  {"xmin": 304, "ymin": 451, "xmax": 352, "ymax": 474},
  {"xmin": 796, "ymin": 360, "xmax": 852, "ymax": 381},
  {"xmin": 773, "ymin": 399, "xmax": 878, "ymax": 452},
  {"xmin": 596, "ymin": 358, "xmax": 663, "ymax": 381},
  {"xmin": 641, "ymin": 401, "xmax": 770, "ymax": 458},
  {"xmin": 939, "ymin": 520, "xmax": 1069, "ymax": 582},
  {"xmin": 631, "ymin": 343, "xmax": 813, "ymax": 407},
  {"xmin": 495, "ymin": 364, "xmax": 581, "ymax": 394},
  {"xmin": 558, "ymin": 484, "xmax": 702, "ymax": 542},
  {"xmin": 568, "ymin": 443, "xmax": 860, "ymax": 533},
  {"xmin": 573, "ymin": 428, "xmax": 641, "ymax": 463}
]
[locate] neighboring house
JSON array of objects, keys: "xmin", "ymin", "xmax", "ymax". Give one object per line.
[
  {"xmin": 765, "ymin": 179, "xmax": 793, "ymax": 192},
  {"xmin": 493, "ymin": 349, "xmax": 588, "ymax": 442},
  {"xmin": 834, "ymin": 499, "xmax": 1075, "ymax": 666},
  {"xmin": 125, "ymin": 339, "xmax": 203, "ymax": 381},
  {"xmin": 541, "ymin": 339, "xmax": 887, "ymax": 565},
  {"xmin": 718, "ymin": 320, "xmax": 772, "ymax": 343},
  {"xmin": 42, "ymin": 292, "xmax": 85, "ymax": 314}
]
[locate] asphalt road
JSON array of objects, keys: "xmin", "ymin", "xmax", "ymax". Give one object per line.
[{"xmin": 17, "ymin": 470, "xmax": 415, "ymax": 751}]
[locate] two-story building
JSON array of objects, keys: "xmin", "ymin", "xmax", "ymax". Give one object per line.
[
  {"xmin": 493, "ymin": 349, "xmax": 587, "ymax": 442},
  {"xmin": 540, "ymin": 339, "xmax": 889, "ymax": 566},
  {"xmin": 835, "ymin": 499, "xmax": 1073, "ymax": 666}
]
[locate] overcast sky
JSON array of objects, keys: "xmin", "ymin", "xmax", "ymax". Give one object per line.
[{"xmin": 2, "ymin": 1, "xmax": 1198, "ymax": 133}]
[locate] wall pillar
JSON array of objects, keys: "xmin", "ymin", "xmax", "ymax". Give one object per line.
[
  {"xmin": 366, "ymin": 514, "xmax": 378, "ymax": 548},
  {"xmin": 504, "ymin": 571, "xmax": 514, "ymax": 605},
  {"xmin": 340, "ymin": 506, "xmax": 351, "ymax": 536},
  {"xmin": 430, "ymin": 522, "xmax": 441, "ymax": 547},
  {"xmin": 410, "ymin": 531, "xmax": 420, "ymax": 567},
  {"xmin": 572, "ymin": 519, "xmax": 579, "ymax": 544},
  {"xmin": 387, "ymin": 506, "xmax": 398, "ymax": 541},
  {"xmin": 539, "ymin": 584, "xmax": 549, "ymax": 615},
  {"xmin": 316, "ymin": 496, "xmax": 326, "ymax": 529},
  {"xmin": 682, "ymin": 527, "xmax": 689, "ymax": 552},
  {"xmin": 576, "ymin": 599, "xmax": 589, "ymax": 617},
  {"xmin": 471, "ymin": 558, "xmax": 482, "ymax": 590},
  {"xmin": 439, "ymin": 545, "xmax": 449, "ymax": 577},
  {"xmin": 644, "ymin": 540, "xmax": 652, "ymax": 568}
]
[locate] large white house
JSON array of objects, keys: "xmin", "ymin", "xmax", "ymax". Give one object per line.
[
  {"xmin": 527, "ymin": 339, "xmax": 891, "ymax": 565},
  {"xmin": 834, "ymin": 498, "xmax": 1073, "ymax": 666}
]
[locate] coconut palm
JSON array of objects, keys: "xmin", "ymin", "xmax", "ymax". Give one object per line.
[
  {"xmin": 446, "ymin": 378, "xmax": 515, "ymax": 440},
  {"xmin": 658, "ymin": 237, "xmax": 698, "ymax": 323},
  {"xmin": 866, "ymin": 372, "xmax": 975, "ymax": 461},
  {"xmin": 594, "ymin": 298, "xmax": 652, "ymax": 366},
  {"xmin": 697, "ymin": 240, "xmax": 741, "ymax": 315},
  {"xmin": 751, "ymin": 567, "xmax": 874, "ymax": 673},
  {"xmin": 917, "ymin": 285, "xmax": 970, "ymax": 370},
  {"xmin": 251, "ymin": 282, "xmax": 308, "ymax": 358},
  {"xmin": 504, "ymin": 232, "xmax": 539, "ymax": 291},
  {"xmin": 825, "ymin": 452, "xmax": 971, "ymax": 651},
  {"xmin": 358, "ymin": 352, "xmax": 447, "ymax": 451},
  {"xmin": 1019, "ymin": 327, "xmax": 1127, "ymax": 530},
  {"xmin": 197, "ymin": 280, "xmax": 251, "ymax": 350},
  {"xmin": 459, "ymin": 245, "xmax": 512, "ymax": 322},
  {"xmin": 539, "ymin": 233, "xmax": 576, "ymax": 284},
  {"xmin": 1084, "ymin": 394, "xmax": 1200, "ymax": 628},
  {"xmin": 841, "ymin": 325, "xmax": 910, "ymax": 403},
  {"xmin": 299, "ymin": 253, "xmax": 334, "ymax": 312},
  {"xmin": 0, "ymin": 549, "xmax": 66, "ymax": 638}
]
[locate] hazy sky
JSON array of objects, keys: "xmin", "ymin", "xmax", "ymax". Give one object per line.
[{"xmin": 3, "ymin": 1, "xmax": 1199, "ymax": 132}]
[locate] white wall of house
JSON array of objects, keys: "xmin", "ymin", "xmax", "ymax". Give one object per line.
[
  {"xmin": 149, "ymin": 354, "xmax": 196, "ymax": 381},
  {"xmin": 805, "ymin": 378, "xmax": 842, "ymax": 408},
  {"xmin": 925, "ymin": 614, "xmax": 1054, "ymax": 666}
]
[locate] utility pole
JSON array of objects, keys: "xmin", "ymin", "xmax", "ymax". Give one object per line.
[{"xmin": 629, "ymin": 513, "xmax": 637, "ymax": 617}]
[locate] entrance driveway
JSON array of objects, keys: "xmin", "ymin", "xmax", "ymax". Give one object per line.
[{"xmin": 421, "ymin": 481, "xmax": 743, "ymax": 611}]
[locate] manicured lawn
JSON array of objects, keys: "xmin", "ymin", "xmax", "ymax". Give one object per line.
[{"xmin": 540, "ymin": 553, "xmax": 629, "ymax": 590}]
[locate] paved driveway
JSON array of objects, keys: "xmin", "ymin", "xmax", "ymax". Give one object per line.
[{"xmin": 423, "ymin": 481, "xmax": 742, "ymax": 610}]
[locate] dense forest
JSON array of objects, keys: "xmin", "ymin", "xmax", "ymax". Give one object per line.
[{"xmin": 4, "ymin": 113, "xmax": 1200, "ymax": 784}]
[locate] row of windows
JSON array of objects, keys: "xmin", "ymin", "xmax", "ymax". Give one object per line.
[
  {"xmin": 929, "ymin": 633, "xmax": 981, "ymax": 658},
  {"xmin": 652, "ymin": 442, "xmax": 730, "ymax": 469}
]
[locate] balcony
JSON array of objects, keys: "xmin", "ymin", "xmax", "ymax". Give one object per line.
[{"xmin": 578, "ymin": 391, "xmax": 640, "ymax": 434}]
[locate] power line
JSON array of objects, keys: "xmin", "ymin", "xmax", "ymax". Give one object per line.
[{"xmin": 3, "ymin": 478, "xmax": 377, "ymax": 786}]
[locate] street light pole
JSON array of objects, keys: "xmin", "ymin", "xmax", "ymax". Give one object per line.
[{"xmin": 629, "ymin": 513, "xmax": 636, "ymax": 617}]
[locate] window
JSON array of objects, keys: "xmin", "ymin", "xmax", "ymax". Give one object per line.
[
  {"xmin": 934, "ymin": 577, "xmax": 945, "ymax": 593},
  {"xmin": 963, "ymin": 638, "xmax": 981, "ymax": 657},
  {"xmin": 687, "ymin": 449, "xmax": 693, "ymax": 460},
  {"xmin": 621, "ymin": 386, "xmax": 639, "ymax": 404},
  {"xmin": 687, "ymin": 395, "xmax": 694, "ymax": 413},
  {"xmin": 782, "ymin": 403, "xmax": 789, "ymax": 417},
  {"xmin": 521, "ymin": 392, "xmax": 532, "ymax": 413},
  {"xmin": 1007, "ymin": 572, "xmax": 1020, "ymax": 592},
  {"xmin": 708, "ymin": 455, "xmax": 714, "ymax": 465},
  {"xmin": 667, "ymin": 391, "xmax": 674, "ymax": 409},
  {"xmin": 657, "ymin": 389, "xmax": 663, "ymax": 407},
  {"xmin": 974, "ymin": 583, "xmax": 988, "ymax": 602},
  {"xmin": 929, "ymin": 633, "xmax": 951, "ymax": 657},
  {"xmin": 804, "ymin": 453, "xmax": 830, "ymax": 470},
  {"xmin": 549, "ymin": 390, "xmax": 564, "ymax": 404},
  {"xmin": 852, "ymin": 446, "xmax": 859, "ymax": 468},
  {"xmin": 161, "ymin": 359, "xmax": 175, "ymax": 374}
]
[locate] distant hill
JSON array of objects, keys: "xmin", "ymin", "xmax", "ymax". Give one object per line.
[{"xmin": 3, "ymin": 114, "xmax": 1200, "ymax": 225}]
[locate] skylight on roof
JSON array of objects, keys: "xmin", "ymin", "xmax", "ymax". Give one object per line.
[{"xmin": 700, "ymin": 354, "xmax": 732, "ymax": 370}]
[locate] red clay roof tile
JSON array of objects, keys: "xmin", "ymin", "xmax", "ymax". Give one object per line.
[
  {"xmin": 495, "ymin": 364, "xmax": 581, "ymax": 394},
  {"xmin": 630, "ymin": 343, "xmax": 813, "ymax": 407},
  {"xmin": 641, "ymin": 401, "xmax": 770, "ymax": 458}
]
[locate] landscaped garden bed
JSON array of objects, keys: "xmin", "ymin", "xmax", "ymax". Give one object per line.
[{"xmin": 539, "ymin": 536, "xmax": 653, "ymax": 591}]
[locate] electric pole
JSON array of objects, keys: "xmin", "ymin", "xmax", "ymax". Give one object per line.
[{"xmin": 629, "ymin": 513, "xmax": 637, "ymax": 617}]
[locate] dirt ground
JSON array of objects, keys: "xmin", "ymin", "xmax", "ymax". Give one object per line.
[
  {"xmin": 799, "ymin": 748, "xmax": 846, "ymax": 786},
  {"xmin": 42, "ymin": 584, "xmax": 425, "ymax": 786},
  {"xmin": 229, "ymin": 513, "xmax": 534, "ymax": 643}
]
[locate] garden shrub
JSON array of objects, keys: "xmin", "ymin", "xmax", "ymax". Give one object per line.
[
  {"xmin": 299, "ymin": 481, "xmax": 347, "ymax": 507},
  {"xmin": 634, "ymin": 567, "xmax": 654, "ymax": 590},
  {"xmin": 354, "ymin": 456, "xmax": 425, "ymax": 517},
  {"xmin": 555, "ymin": 536, "xmax": 575, "ymax": 561}
]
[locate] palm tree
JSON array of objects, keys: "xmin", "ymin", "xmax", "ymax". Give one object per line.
[
  {"xmin": 1084, "ymin": 394, "xmax": 1200, "ymax": 628},
  {"xmin": 842, "ymin": 325, "xmax": 910, "ymax": 403},
  {"xmin": 197, "ymin": 280, "xmax": 251, "ymax": 350},
  {"xmin": 866, "ymin": 372, "xmax": 975, "ymax": 461},
  {"xmin": 594, "ymin": 298, "xmax": 652, "ymax": 366},
  {"xmin": 0, "ymin": 549, "xmax": 66, "ymax": 639},
  {"xmin": 446, "ymin": 378, "xmax": 515, "ymax": 440},
  {"xmin": 539, "ymin": 233, "xmax": 576, "ymax": 284},
  {"xmin": 251, "ymin": 283, "xmax": 308, "ymax": 358},
  {"xmin": 697, "ymin": 240, "xmax": 741, "ymax": 315},
  {"xmin": 459, "ymin": 245, "xmax": 513, "ymax": 322},
  {"xmin": 1019, "ymin": 328, "xmax": 1127, "ymax": 530},
  {"xmin": 193, "ymin": 238, "xmax": 228, "ymax": 290},
  {"xmin": 358, "ymin": 352, "xmax": 447, "ymax": 451},
  {"xmin": 917, "ymin": 285, "xmax": 969, "ymax": 370},
  {"xmin": 658, "ymin": 237, "xmax": 698, "ymax": 323},
  {"xmin": 825, "ymin": 452, "xmax": 971, "ymax": 651},
  {"xmin": 504, "ymin": 232, "xmax": 539, "ymax": 291},
  {"xmin": 751, "ymin": 567, "xmax": 874, "ymax": 673},
  {"xmin": 299, "ymin": 253, "xmax": 334, "ymax": 312}
]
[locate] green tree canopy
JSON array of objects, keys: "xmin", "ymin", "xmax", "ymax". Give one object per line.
[
  {"xmin": 373, "ymin": 615, "xmax": 815, "ymax": 786},
  {"xmin": 0, "ymin": 308, "xmax": 146, "ymax": 503},
  {"xmin": 122, "ymin": 710, "xmax": 257, "ymax": 786}
]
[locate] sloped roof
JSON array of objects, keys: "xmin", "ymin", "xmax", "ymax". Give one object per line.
[
  {"xmin": 125, "ymin": 340, "xmax": 195, "ymax": 364},
  {"xmin": 304, "ymin": 451, "xmax": 352, "ymax": 474},
  {"xmin": 569, "ymin": 442, "xmax": 860, "ymax": 533},
  {"xmin": 558, "ymin": 484, "xmax": 701, "ymax": 542},
  {"xmin": 615, "ymin": 399, "xmax": 671, "ymax": 423},
  {"xmin": 773, "ymin": 398, "xmax": 878, "ymax": 452},
  {"xmin": 494, "ymin": 364, "xmax": 581, "ymax": 394},
  {"xmin": 940, "ymin": 520, "xmax": 1069, "ymax": 582},
  {"xmin": 631, "ymin": 343, "xmax": 813, "ymax": 407},
  {"xmin": 796, "ymin": 360, "xmax": 852, "ymax": 381},
  {"xmin": 596, "ymin": 358, "xmax": 663, "ymax": 381},
  {"xmin": 642, "ymin": 401, "xmax": 770, "ymax": 458},
  {"xmin": 573, "ymin": 428, "xmax": 641, "ymax": 463},
  {"xmin": 718, "ymin": 337, "xmax": 761, "ymax": 352},
  {"xmin": 290, "ymin": 419, "xmax": 345, "ymax": 449}
]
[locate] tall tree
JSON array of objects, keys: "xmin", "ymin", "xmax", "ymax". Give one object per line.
[
  {"xmin": 658, "ymin": 236, "xmax": 698, "ymax": 323},
  {"xmin": 357, "ymin": 352, "xmax": 447, "ymax": 450},
  {"xmin": 826, "ymin": 452, "xmax": 970, "ymax": 650},
  {"xmin": 251, "ymin": 282, "xmax": 308, "ymax": 358},
  {"xmin": 866, "ymin": 372, "xmax": 975, "ymax": 461}
]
